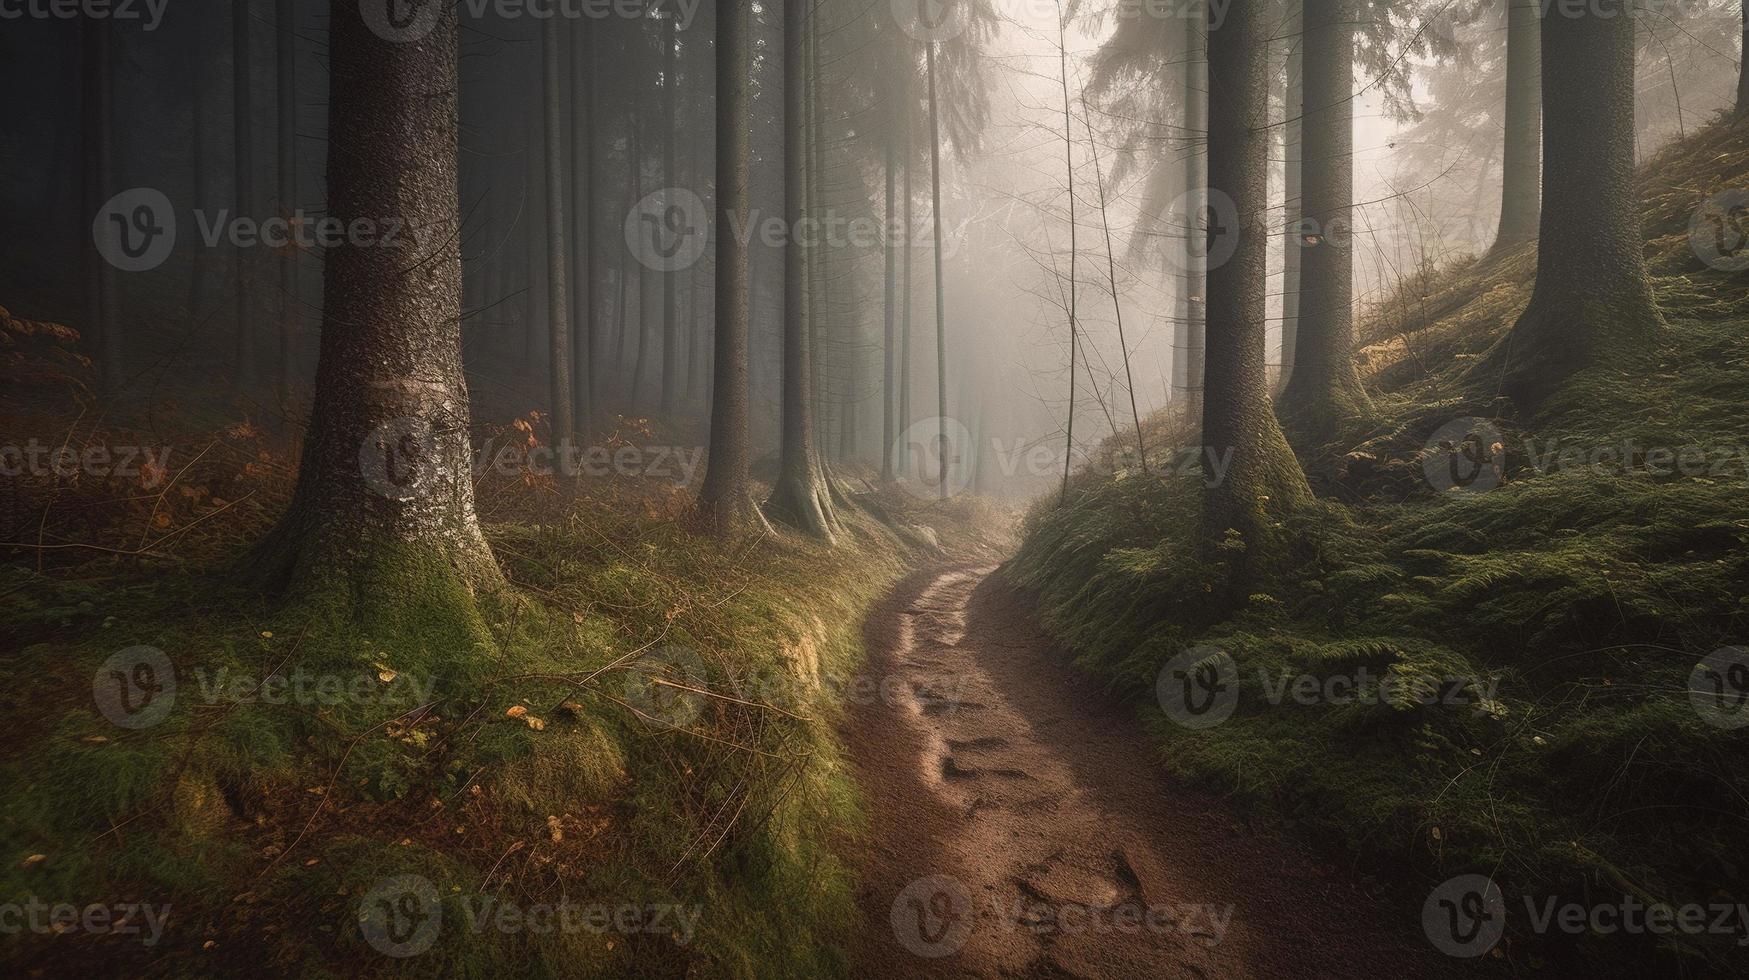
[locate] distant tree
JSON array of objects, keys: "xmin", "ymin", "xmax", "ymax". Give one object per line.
[
  {"xmin": 694, "ymin": 0, "xmax": 770, "ymax": 531},
  {"xmin": 543, "ymin": 15, "xmax": 573, "ymax": 444},
  {"xmin": 234, "ymin": 0, "xmax": 256, "ymax": 388},
  {"xmin": 1490, "ymin": 0, "xmax": 1661, "ymax": 408},
  {"xmin": 276, "ymin": 0, "xmax": 299, "ymax": 400},
  {"xmin": 252, "ymin": 0, "xmax": 500, "ymax": 607},
  {"xmin": 1201, "ymin": 0, "xmax": 1312, "ymax": 558},
  {"xmin": 81, "ymin": 18, "xmax": 119, "ymax": 391},
  {"xmin": 1278, "ymin": 0, "xmax": 1371, "ymax": 447},
  {"xmin": 1490, "ymin": 0, "xmax": 1541, "ymax": 254}
]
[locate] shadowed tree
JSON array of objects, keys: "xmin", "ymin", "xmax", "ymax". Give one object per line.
[
  {"xmin": 1202, "ymin": 0, "xmax": 1312, "ymax": 560},
  {"xmin": 766, "ymin": 0, "xmax": 840, "ymax": 539},
  {"xmin": 543, "ymin": 15, "xmax": 573, "ymax": 445},
  {"xmin": 234, "ymin": 0, "xmax": 256, "ymax": 388},
  {"xmin": 250, "ymin": 0, "xmax": 501, "ymax": 608},
  {"xmin": 694, "ymin": 0, "xmax": 770, "ymax": 532},
  {"xmin": 570, "ymin": 17, "xmax": 595, "ymax": 427},
  {"xmin": 1488, "ymin": 0, "xmax": 1661, "ymax": 409},
  {"xmin": 1280, "ymin": 5, "xmax": 1302, "ymax": 391},
  {"xmin": 1739, "ymin": 0, "xmax": 1748, "ymax": 118},
  {"xmin": 276, "ymin": 0, "xmax": 298, "ymax": 401},
  {"xmin": 1490, "ymin": 0, "xmax": 1541, "ymax": 254},
  {"xmin": 81, "ymin": 18, "xmax": 119, "ymax": 391},
  {"xmin": 1278, "ymin": 0, "xmax": 1371, "ymax": 448}
]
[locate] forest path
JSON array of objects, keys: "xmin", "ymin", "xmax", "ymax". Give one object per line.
[{"xmin": 844, "ymin": 565, "xmax": 1479, "ymax": 979}]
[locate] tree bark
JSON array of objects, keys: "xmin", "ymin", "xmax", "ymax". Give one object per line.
[
  {"xmin": 661, "ymin": 14, "xmax": 681, "ymax": 420},
  {"xmin": 1490, "ymin": 0, "xmax": 1542, "ymax": 254},
  {"xmin": 276, "ymin": 0, "xmax": 298, "ymax": 400},
  {"xmin": 927, "ymin": 42, "xmax": 949, "ymax": 499},
  {"xmin": 570, "ymin": 17, "xmax": 594, "ymax": 428},
  {"xmin": 1278, "ymin": 0, "xmax": 1370, "ymax": 447},
  {"xmin": 1279, "ymin": 5, "xmax": 1302, "ymax": 390},
  {"xmin": 766, "ymin": 0, "xmax": 840, "ymax": 539},
  {"xmin": 250, "ymin": 0, "xmax": 500, "ymax": 609},
  {"xmin": 695, "ymin": 0, "xmax": 770, "ymax": 532},
  {"xmin": 82, "ymin": 19, "xmax": 120, "ymax": 391},
  {"xmin": 1178, "ymin": 8, "xmax": 1206, "ymax": 435},
  {"xmin": 1492, "ymin": 0, "xmax": 1660, "ymax": 410},
  {"xmin": 1738, "ymin": 0, "xmax": 1748, "ymax": 118},
  {"xmin": 1201, "ymin": 0, "xmax": 1312, "ymax": 559},
  {"xmin": 881, "ymin": 124, "xmax": 898, "ymax": 481},
  {"xmin": 235, "ymin": 0, "xmax": 256, "ymax": 388}
]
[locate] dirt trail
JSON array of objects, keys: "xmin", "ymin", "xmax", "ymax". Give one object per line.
[{"xmin": 846, "ymin": 565, "xmax": 1481, "ymax": 979}]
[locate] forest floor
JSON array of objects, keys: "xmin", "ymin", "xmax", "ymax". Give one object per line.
[{"xmin": 845, "ymin": 564, "xmax": 1477, "ymax": 979}]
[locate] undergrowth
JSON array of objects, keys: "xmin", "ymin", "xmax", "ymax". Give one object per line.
[
  {"xmin": 1011, "ymin": 117, "xmax": 1749, "ymax": 975},
  {"xmin": 0, "ymin": 367, "xmax": 1010, "ymax": 978}
]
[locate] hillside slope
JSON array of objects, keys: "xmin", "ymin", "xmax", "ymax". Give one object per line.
[{"xmin": 1010, "ymin": 118, "xmax": 1749, "ymax": 975}]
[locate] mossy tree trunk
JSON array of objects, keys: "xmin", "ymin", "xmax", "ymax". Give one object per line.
[
  {"xmin": 1201, "ymin": 0, "xmax": 1312, "ymax": 559},
  {"xmin": 695, "ymin": 0, "xmax": 771, "ymax": 532},
  {"xmin": 1492, "ymin": 0, "xmax": 1660, "ymax": 410},
  {"xmin": 1277, "ymin": 0, "xmax": 1369, "ymax": 448},
  {"xmin": 767, "ymin": 0, "xmax": 840, "ymax": 540},
  {"xmin": 1490, "ymin": 0, "xmax": 1542, "ymax": 254},
  {"xmin": 251, "ymin": 0, "xmax": 500, "ymax": 614}
]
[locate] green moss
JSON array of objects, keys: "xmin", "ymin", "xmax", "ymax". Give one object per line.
[
  {"xmin": 1012, "ymin": 119, "xmax": 1749, "ymax": 975},
  {"xmin": 0, "ymin": 486, "xmax": 978, "ymax": 976}
]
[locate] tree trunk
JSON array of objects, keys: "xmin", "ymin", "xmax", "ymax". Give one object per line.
[
  {"xmin": 1279, "ymin": 6, "xmax": 1302, "ymax": 390},
  {"xmin": 881, "ymin": 125, "xmax": 898, "ymax": 481},
  {"xmin": 82, "ymin": 19, "xmax": 120, "ymax": 391},
  {"xmin": 1056, "ymin": 0, "xmax": 1077, "ymax": 505},
  {"xmin": 660, "ymin": 17, "xmax": 681, "ymax": 420},
  {"xmin": 927, "ymin": 43, "xmax": 949, "ymax": 499},
  {"xmin": 1493, "ymin": 0, "xmax": 1660, "ymax": 409},
  {"xmin": 900, "ymin": 86, "xmax": 914, "ymax": 479},
  {"xmin": 1278, "ymin": 0, "xmax": 1370, "ymax": 447},
  {"xmin": 1179, "ymin": 9, "xmax": 1206, "ymax": 435},
  {"xmin": 235, "ymin": 0, "xmax": 256, "ymax": 388},
  {"xmin": 276, "ymin": 0, "xmax": 299, "ymax": 401},
  {"xmin": 1491, "ymin": 0, "xmax": 1542, "ymax": 254},
  {"xmin": 250, "ymin": 0, "xmax": 499, "ymax": 612},
  {"xmin": 1738, "ymin": 0, "xmax": 1748, "ymax": 118},
  {"xmin": 695, "ymin": 0, "xmax": 770, "ymax": 531},
  {"xmin": 570, "ymin": 18, "xmax": 594, "ymax": 429},
  {"xmin": 542, "ymin": 17, "xmax": 574, "ymax": 445},
  {"xmin": 766, "ymin": 0, "xmax": 839, "ymax": 539},
  {"xmin": 1201, "ymin": 0, "xmax": 1312, "ymax": 559},
  {"xmin": 189, "ymin": 15, "xmax": 212, "ymax": 321}
]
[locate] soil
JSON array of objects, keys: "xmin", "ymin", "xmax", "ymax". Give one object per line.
[{"xmin": 844, "ymin": 564, "xmax": 1492, "ymax": 979}]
